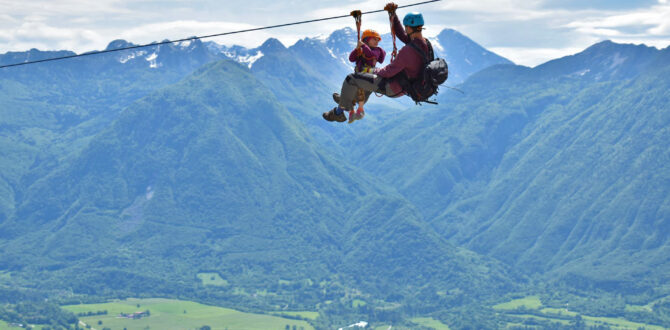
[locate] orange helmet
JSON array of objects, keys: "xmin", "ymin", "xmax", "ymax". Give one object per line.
[{"xmin": 361, "ymin": 29, "xmax": 381, "ymax": 42}]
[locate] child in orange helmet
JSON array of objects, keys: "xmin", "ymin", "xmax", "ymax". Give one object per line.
[{"xmin": 347, "ymin": 29, "xmax": 386, "ymax": 123}]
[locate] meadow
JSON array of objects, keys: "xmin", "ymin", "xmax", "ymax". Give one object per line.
[
  {"xmin": 62, "ymin": 298, "xmax": 313, "ymax": 330},
  {"xmin": 494, "ymin": 296, "xmax": 665, "ymax": 329}
]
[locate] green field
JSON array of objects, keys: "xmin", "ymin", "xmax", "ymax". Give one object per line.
[
  {"xmin": 63, "ymin": 298, "xmax": 314, "ymax": 330},
  {"xmin": 625, "ymin": 304, "xmax": 651, "ymax": 313},
  {"xmin": 197, "ymin": 272, "xmax": 229, "ymax": 286},
  {"xmin": 0, "ymin": 320, "xmax": 49, "ymax": 330},
  {"xmin": 352, "ymin": 299, "xmax": 367, "ymax": 308},
  {"xmin": 540, "ymin": 307, "xmax": 577, "ymax": 317},
  {"xmin": 495, "ymin": 296, "xmax": 665, "ymax": 329},
  {"xmin": 269, "ymin": 311, "xmax": 319, "ymax": 320},
  {"xmin": 624, "ymin": 295, "xmax": 670, "ymax": 313},
  {"xmin": 511, "ymin": 314, "xmax": 571, "ymax": 325},
  {"xmin": 493, "ymin": 296, "xmax": 543, "ymax": 310},
  {"xmin": 581, "ymin": 315, "xmax": 665, "ymax": 329},
  {"xmin": 411, "ymin": 317, "xmax": 450, "ymax": 329}
]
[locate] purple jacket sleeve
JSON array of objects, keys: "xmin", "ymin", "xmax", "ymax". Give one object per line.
[
  {"xmin": 378, "ymin": 48, "xmax": 386, "ymax": 64},
  {"xmin": 349, "ymin": 48, "xmax": 360, "ymax": 62},
  {"xmin": 375, "ymin": 46, "xmax": 410, "ymax": 78},
  {"xmin": 392, "ymin": 14, "xmax": 410, "ymax": 45}
]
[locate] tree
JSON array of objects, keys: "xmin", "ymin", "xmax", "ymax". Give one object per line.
[{"xmin": 200, "ymin": 326, "xmax": 211, "ymax": 330}]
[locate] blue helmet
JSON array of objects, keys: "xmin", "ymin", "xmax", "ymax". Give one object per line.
[{"xmin": 403, "ymin": 12, "xmax": 424, "ymax": 27}]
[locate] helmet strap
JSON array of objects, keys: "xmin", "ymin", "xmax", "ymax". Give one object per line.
[{"xmin": 407, "ymin": 26, "xmax": 423, "ymax": 38}]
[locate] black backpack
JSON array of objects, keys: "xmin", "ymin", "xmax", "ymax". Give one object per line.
[{"xmin": 400, "ymin": 39, "xmax": 449, "ymax": 104}]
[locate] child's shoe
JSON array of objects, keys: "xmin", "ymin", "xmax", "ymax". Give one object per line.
[
  {"xmin": 355, "ymin": 108, "xmax": 365, "ymax": 120},
  {"xmin": 348, "ymin": 110, "xmax": 356, "ymax": 124}
]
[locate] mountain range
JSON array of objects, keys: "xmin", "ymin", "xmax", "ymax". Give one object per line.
[
  {"xmin": 1, "ymin": 25, "xmax": 669, "ymax": 328},
  {"xmin": 349, "ymin": 40, "xmax": 670, "ymax": 291}
]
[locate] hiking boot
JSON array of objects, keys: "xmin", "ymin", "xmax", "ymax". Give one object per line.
[{"xmin": 323, "ymin": 108, "xmax": 347, "ymax": 122}]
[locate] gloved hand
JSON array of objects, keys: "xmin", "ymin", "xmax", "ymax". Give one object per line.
[{"xmin": 384, "ymin": 2, "xmax": 398, "ymax": 14}]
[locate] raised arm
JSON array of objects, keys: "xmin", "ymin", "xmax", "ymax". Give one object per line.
[
  {"xmin": 385, "ymin": 2, "xmax": 409, "ymax": 45},
  {"xmin": 391, "ymin": 13, "xmax": 410, "ymax": 45}
]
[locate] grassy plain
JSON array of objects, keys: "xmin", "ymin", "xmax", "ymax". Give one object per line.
[
  {"xmin": 196, "ymin": 272, "xmax": 229, "ymax": 287},
  {"xmin": 411, "ymin": 317, "xmax": 451, "ymax": 329},
  {"xmin": 269, "ymin": 311, "xmax": 319, "ymax": 320},
  {"xmin": 63, "ymin": 298, "xmax": 313, "ymax": 330},
  {"xmin": 495, "ymin": 296, "xmax": 666, "ymax": 329},
  {"xmin": 493, "ymin": 296, "xmax": 542, "ymax": 310}
]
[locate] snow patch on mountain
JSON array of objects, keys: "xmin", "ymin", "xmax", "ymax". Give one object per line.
[
  {"xmin": 609, "ymin": 52, "xmax": 626, "ymax": 69},
  {"xmin": 327, "ymin": 47, "xmax": 337, "ymax": 59},
  {"xmin": 146, "ymin": 53, "xmax": 158, "ymax": 68},
  {"xmin": 119, "ymin": 51, "xmax": 147, "ymax": 64},
  {"xmin": 178, "ymin": 40, "xmax": 193, "ymax": 48},
  {"xmin": 240, "ymin": 51, "xmax": 264, "ymax": 69}
]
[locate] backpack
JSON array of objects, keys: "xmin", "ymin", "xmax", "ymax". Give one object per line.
[{"xmin": 400, "ymin": 39, "xmax": 449, "ymax": 104}]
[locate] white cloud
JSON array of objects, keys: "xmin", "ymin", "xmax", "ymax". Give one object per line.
[
  {"xmin": 0, "ymin": 14, "xmax": 18, "ymax": 25},
  {"xmin": 436, "ymin": 0, "xmax": 565, "ymax": 21},
  {"xmin": 0, "ymin": 21, "xmax": 102, "ymax": 52},
  {"xmin": 490, "ymin": 46, "xmax": 583, "ymax": 67},
  {"xmin": 0, "ymin": 0, "xmax": 128, "ymax": 17},
  {"xmin": 0, "ymin": 0, "xmax": 668, "ymax": 66},
  {"xmin": 562, "ymin": 3, "xmax": 670, "ymax": 48},
  {"xmin": 118, "ymin": 20, "xmax": 319, "ymax": 50}
]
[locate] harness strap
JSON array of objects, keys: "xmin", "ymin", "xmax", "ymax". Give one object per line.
[
  {"xmin": 384, "ymin": 3, "xmax": 398, "ymax": 62},
  {"xmin": 351, "ymin": 10, "xmax": 362, "ymax": 56},
  {"xmin": 389, "ymin": 13, "xmax": 398, "ymax": 62},
  {"xmin": 407, "ymin": 39, "xmax": 434, "ymax": 65}
]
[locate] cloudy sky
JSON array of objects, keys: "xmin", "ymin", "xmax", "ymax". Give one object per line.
[{"xmin": 1, "ymin": 0, "xmax": 668, "ymax": 66}]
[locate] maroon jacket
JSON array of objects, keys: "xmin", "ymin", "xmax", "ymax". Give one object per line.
[
  {"xmin": 375, "ymin": 14, "xmax": 430, "ymax": 97},
  {"xmin": 349, "ymin": 44, "xmax": 386, "ymax": 73}
]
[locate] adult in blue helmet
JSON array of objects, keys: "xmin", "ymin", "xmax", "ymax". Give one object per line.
[{"xmin": 324, "ymin": 2, "xmax": 434, "ymax": 122}]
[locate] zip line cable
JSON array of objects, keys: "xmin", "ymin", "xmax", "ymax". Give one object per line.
[{"xmin": 0, "ymin": 0, "xmax": 441, "ymax": 70}]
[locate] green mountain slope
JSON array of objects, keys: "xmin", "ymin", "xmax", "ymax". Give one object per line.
[
  {"xmin": 444, "ymin": 51, "xmax": 670, "ymax": 288},
  {"xmin": 349, "ymin": 44, "xmax": 670, "ymax": 292},
  {"xmin": 0, "ymin": 43, "xmax": 222, "ymax": 226},
  {"xmin": 0, "ymin": 59, "xmax": 518, "ymax": 312}
]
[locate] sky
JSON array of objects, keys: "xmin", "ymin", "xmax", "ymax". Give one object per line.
[{"xmin": 0, "ymin": 0, "xmax": 669, "ymax": 67}]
